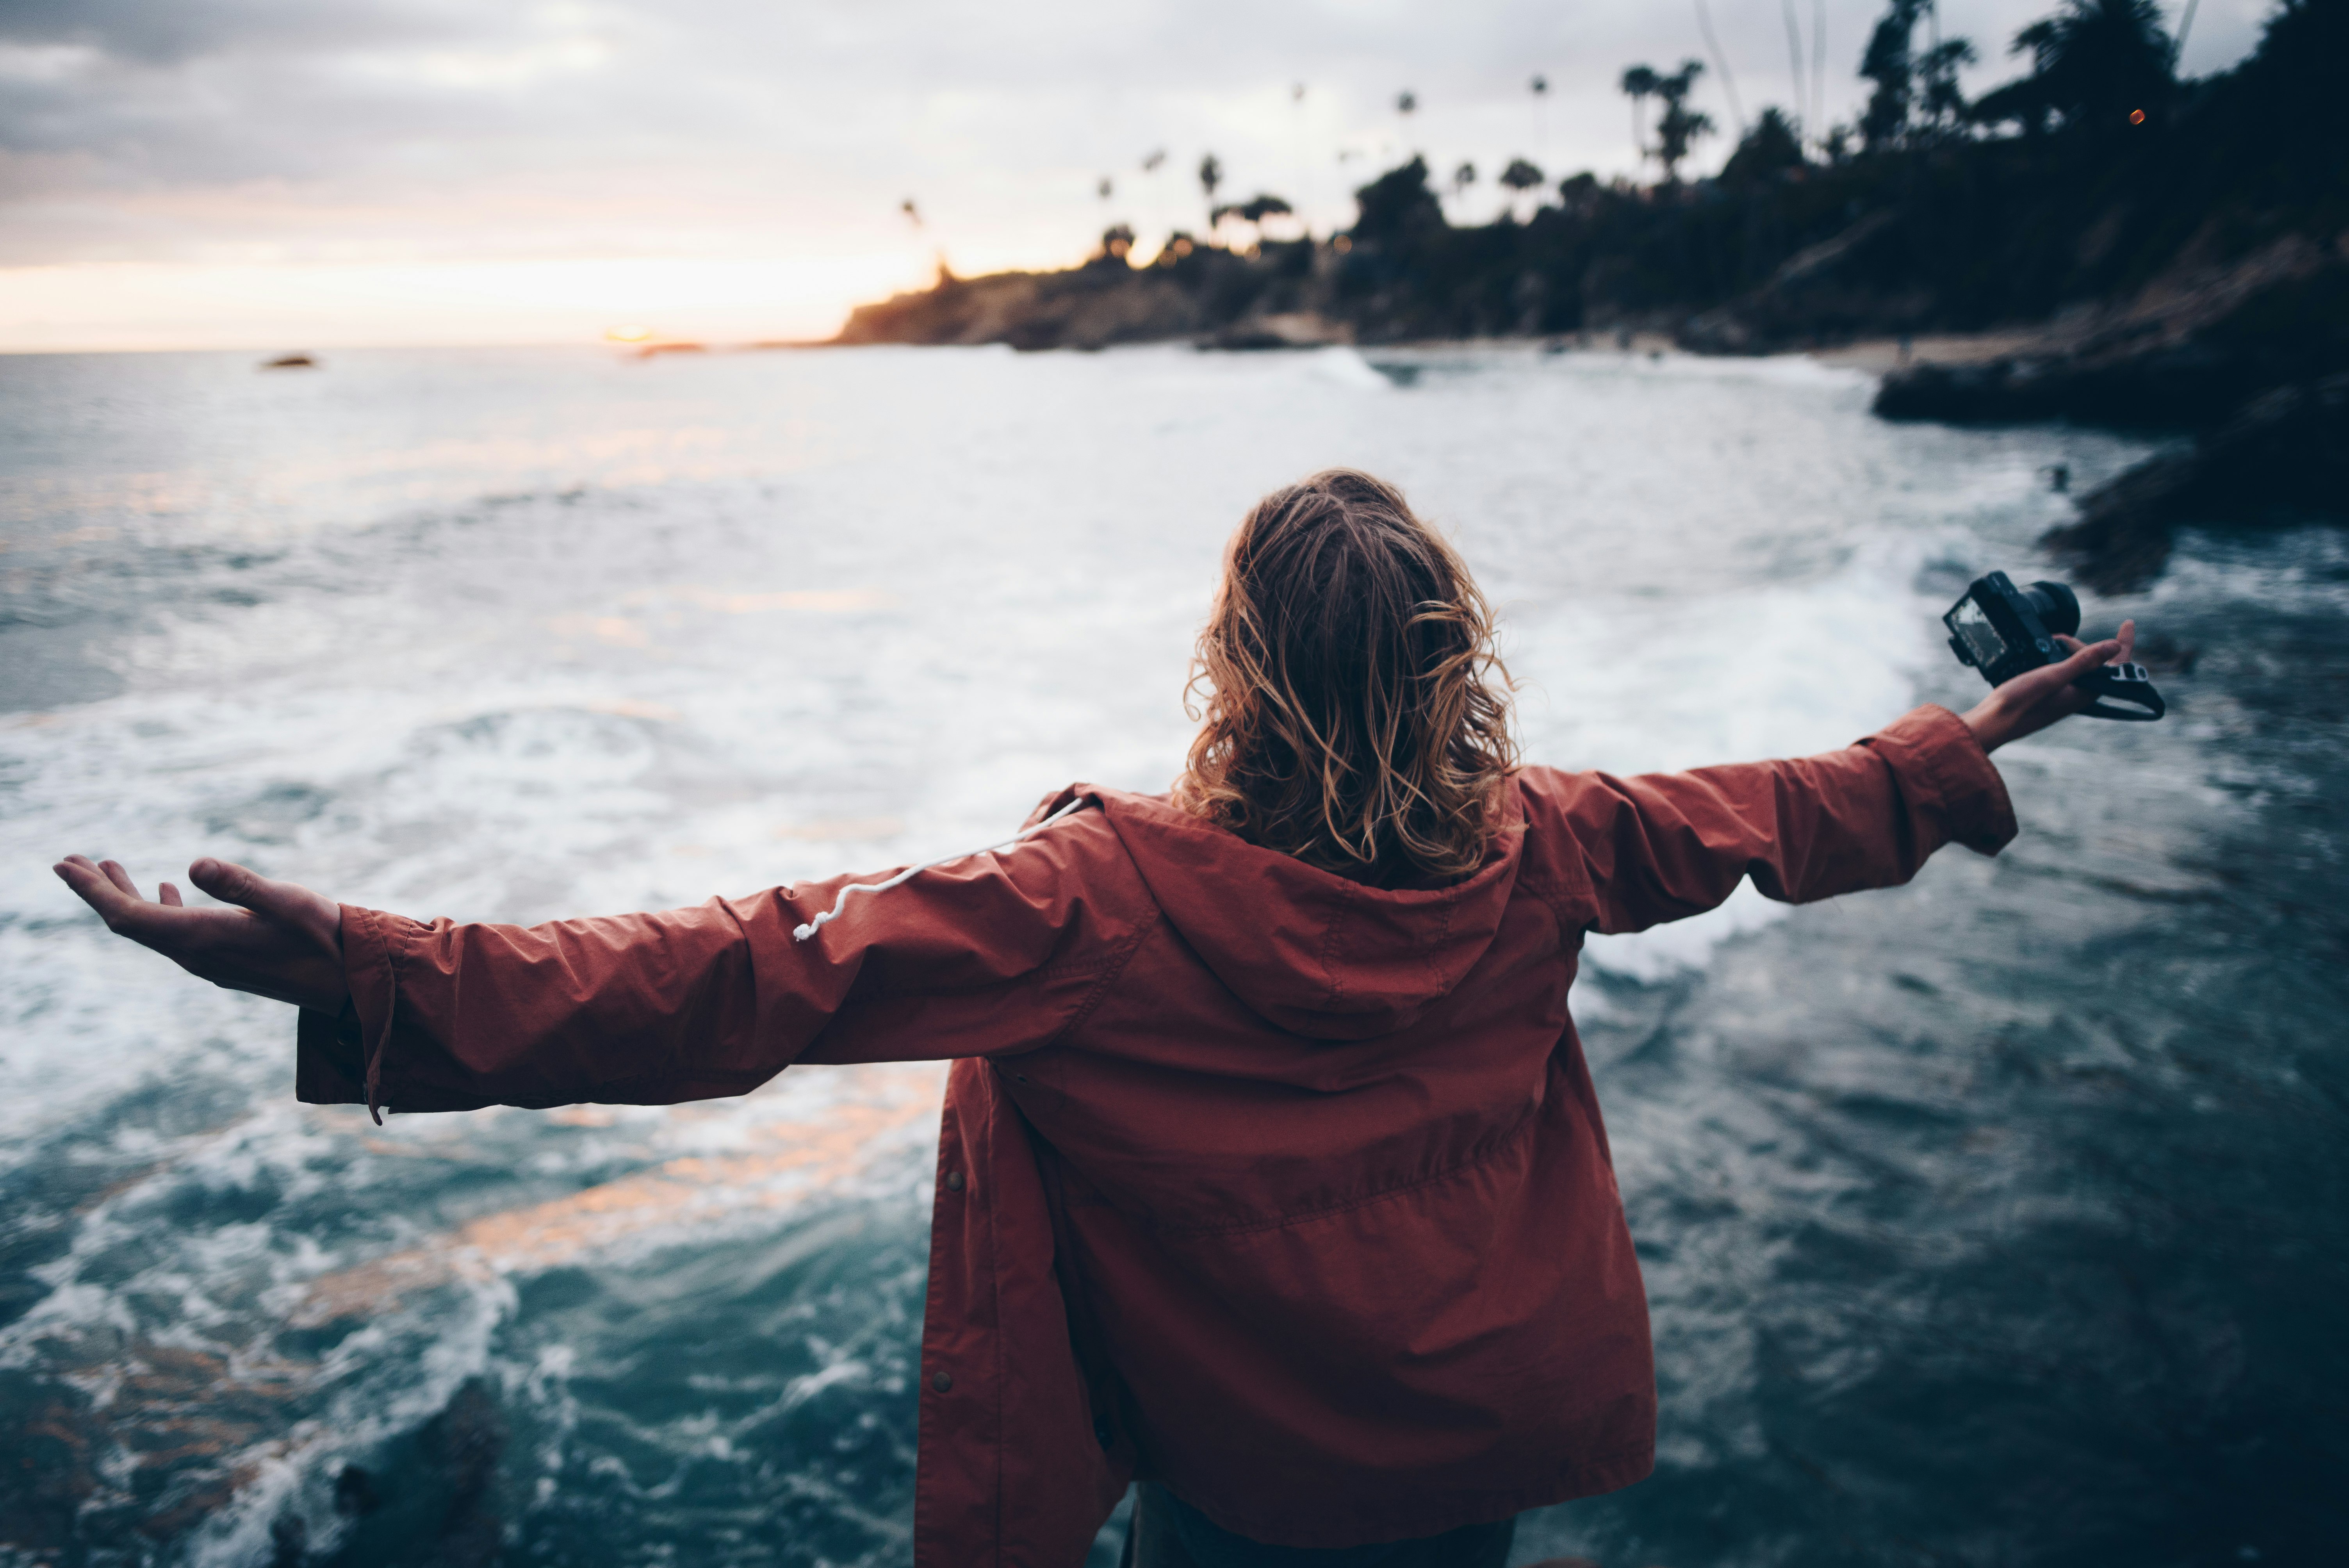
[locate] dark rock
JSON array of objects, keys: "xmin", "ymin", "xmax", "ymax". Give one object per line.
[
  {"xmin": 1875, "ymin": 233, "xmax": 2349, "ymax": 430},
  {"xmin": 260, "ymin": 354, "xmax": 316, "ymax": 370},
  {"xmin": 332, "ymin": 1463, "xmax": 380, "ymax": 1517},
  {"xmin": 270, "ymin": 1510, "xmax": 308, "ymax": 1567},
  {"xmin": 1200, "ymin": 312, "xmax": 1350, "ymax": 351},
  {"xmin": 316, "ymin": 1380, "xmax": 506, "ymax": 1567},
  {"xmin": 422, "ymin": 1378, "xmax": 506, "ymax": 1566},
  {"xmin": 833, "ymin": 257, "xmax": 1230, "ymax": 351},
  {"xmin": 2042, "ymin": 374, "xmax": 2349, "ymax": 591}
]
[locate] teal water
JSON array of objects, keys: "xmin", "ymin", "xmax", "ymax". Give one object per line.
[{"xmin": 1, "ymin": 344, "xmax": 2342, "ymax": 1566}]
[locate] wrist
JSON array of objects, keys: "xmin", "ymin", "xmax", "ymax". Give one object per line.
[{"xmin": 1960, "ymin": 700, "xmax": 2009, "ymax": 754}]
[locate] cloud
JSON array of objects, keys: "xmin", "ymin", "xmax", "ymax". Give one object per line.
[
  {"xmin": 0, "ymin": 0, "xmax": 2279, "ymax": 345},
  {"xmin": 0, "ymin": 0, "xmax": 458, "ymax": 65}
]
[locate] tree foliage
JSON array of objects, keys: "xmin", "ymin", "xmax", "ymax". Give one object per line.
[
  {"xmin": 1651, "ymin": 61, "xmax": 1715, "ymax": 179},
  {"xmin": 1721, "ymin": 107, "xmax": 1806, "ymax": 184},
  {"xmin": 1859, "ymin": 0, "xmax": 1930, "ymax": 149},
  {"xmin": 1973, "ymin": 0, "xmax": 2178, "ymax": 135}
]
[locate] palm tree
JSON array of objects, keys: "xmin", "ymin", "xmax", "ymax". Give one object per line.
[
  {"xmin": 1199, "ymin": 153, "xmax": 1223, "ymax": 233},
  {"xmin": 1859, "ymin": 0, "xmax": 1928, "ymax": 150},
  {"xmin": 1498, "ymin": 157, "xmax": 1545, "ymax": 219},
  {"xmin": 1721, "ymin": 106, "xmax": 1806, "ymax": 184},
  {"xmin": 1653, "ymin": 61, "xmax": 1715, "ymax": 181},
  {"xmin": 1620, "ymin": 65, "xmax": 1661, "ymax": 166},
  {"xmin": 2010, "ymin": 0, "xmax": 2177, "ymax": 130},
  {"xmin": 1916, "ymin": 36, "xmax": 1978, "ymax": 137},
  {"xmin": 1231, "ymin": 194, "xmax": 1294, "ymax": 248}
]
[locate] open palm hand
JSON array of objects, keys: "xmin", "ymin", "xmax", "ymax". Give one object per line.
[
  {"xmin": 52, "ymin": 855, "xmax": 348, "ymax": 1012},
  {"xmin": 1960, "ymin": 618, "xmax": 2139, "ymax": 753}
]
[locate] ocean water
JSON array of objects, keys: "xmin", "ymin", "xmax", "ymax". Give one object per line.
[{"xmin": 2, "ymin": 342, "xmax": 2343, "ymax": 1568}]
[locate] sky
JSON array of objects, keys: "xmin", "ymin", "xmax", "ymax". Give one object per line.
[{"xmin": 0, "ymin": 0, "xmax": 2278, "ymax": 353}]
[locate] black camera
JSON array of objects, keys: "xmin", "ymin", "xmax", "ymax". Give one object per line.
[{"xmin": 1943, "ymin": 572, "xmax": 2164, "ymax": 721}]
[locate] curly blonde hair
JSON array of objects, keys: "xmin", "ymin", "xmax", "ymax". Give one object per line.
[{"xmin": 1177, "ymin": 469, "xmax": 1517, "ymax": 882}]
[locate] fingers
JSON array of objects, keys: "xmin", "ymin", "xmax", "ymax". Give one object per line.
[
  {"xmin": 54, "ymin": 855, "xmax": 160, "ymax": 935},
  {"xmin": 53, "ymin": 856, "xmax": 114, "ymax": 909},
  {"xmin": 61, "ymin": 853, "xmax": 339, "ymax": 978},
  {"xmin": 55, "ymin": 856, "xmax": 131, "ymax": 912},
  {"xmin": 57, "ymin": 855, "xmax": 207, "ymax": 929},
  {"xmin": 1996, "ymin": 637, "xmax": 2115, "ymax": 707},
  {"xmin": 186, "ymin": 857, "xmax": 341, "ymax": 950},
  {"xmin": 187, "ymin": 857, "xmax": 264, "ymax": 911},
  {"xmin": 2058, "ymin": 621, "xmax": 2138, "ymax": 666},
  {"xmin": 66, "ymin": 855, "xmax": 276, "ymax": 916},
  {"xmin": 2051, "ymin": 636, "xmax": 2122, "ymax": 682}
]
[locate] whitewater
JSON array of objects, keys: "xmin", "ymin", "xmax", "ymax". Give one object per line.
[{"xmin": 3, "ymin": 342, "xmax": 2342, "ymax": 1567}]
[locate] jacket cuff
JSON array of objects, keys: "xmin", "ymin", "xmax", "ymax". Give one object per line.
[
  {"xmin": 325, "ymin": 904, "xmax": 408, "ymax": 1120},
  {"xmin": 1868, "ymin": 704, "xmax": 2018, "ymax": 855},
  {"xmin": 295, "ymin": 1000, "xmax": 366, "ymax": 1104}
]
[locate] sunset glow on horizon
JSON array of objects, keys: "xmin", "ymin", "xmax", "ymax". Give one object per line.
[
  {"xmin": 0, "ymin": 0, "xmax": 2268, "ymax": 355},
  {"xmin": 0, "ymin": 253, "xmax": 944, "ymax": 354}
]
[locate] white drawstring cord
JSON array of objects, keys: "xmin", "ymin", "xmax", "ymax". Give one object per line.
[{"xmin": 791, "ymin": 797, "xmax": 1092, "ymax": 942}]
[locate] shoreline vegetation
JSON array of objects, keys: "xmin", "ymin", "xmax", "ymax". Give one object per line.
[{"xmin": 809, "ymin": 0, "xmax": 2344, "ymax": 590}]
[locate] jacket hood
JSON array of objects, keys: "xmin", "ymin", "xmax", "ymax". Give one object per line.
[{"xmin": 1062, "ymin": 783, "xmax": 1527, "ymax": 1041}]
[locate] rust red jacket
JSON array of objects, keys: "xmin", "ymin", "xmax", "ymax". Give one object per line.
[{"xmin": 297, "ymin": 705, "xmax": 2014, "ymax": 1564}]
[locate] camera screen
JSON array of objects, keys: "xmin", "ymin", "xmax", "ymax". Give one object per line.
[{"xmin": 1949, "ymin": 597, "xmax": 2008, "ymax": 668}]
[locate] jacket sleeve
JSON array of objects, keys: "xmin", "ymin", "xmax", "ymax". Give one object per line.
[
  {"xmin": 1527, "ymin": 704, "xmax": 2017, "ymax": 937},
  {"xmin": 294, "ymin": 804, "xmax": 1148, "ymax": 1118}
]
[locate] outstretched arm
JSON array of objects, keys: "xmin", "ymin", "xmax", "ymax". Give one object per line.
[
  {"xmin": 53, "ymin": 803, "xmax": 1147, "ymax": 1117},
  {"xmin": 1533, "ymin": 620, "xmax": 2139, "ymax": 935}
]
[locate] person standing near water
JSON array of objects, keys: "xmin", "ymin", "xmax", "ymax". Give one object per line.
[{"xmin": 55, "ymin": 470, "xmax": 2137, "ymax": 1567}]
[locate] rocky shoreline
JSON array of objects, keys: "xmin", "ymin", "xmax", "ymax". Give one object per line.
[
  {"xmin": 1866, "ymin": 230, "xmax": 2349, "ymax": 588},
  {"xmin": 825, "ymin": 217, "xmax": 2345, "ymax": 592},
  {"xmin": 821, "ymin": 0, "xmax": 2344, "ymax": 591}
]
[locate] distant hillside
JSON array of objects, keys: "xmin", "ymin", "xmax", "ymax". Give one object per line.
[
  {"xmin": 834, "ymin": 0, "xmax": 2346, "ymax": 585},
  {"xmin": 843, "ymin": 0, "xmax": 2340, "ymax": 387}
]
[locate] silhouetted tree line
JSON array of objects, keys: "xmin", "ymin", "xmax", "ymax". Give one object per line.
[
  {"xmin": 1319, "ymin": 0, "xmax": 2343, "ymax": 352},
  {"xmin": 845, "ymin": 0, "xmax": 2342, "ymax": 404}
]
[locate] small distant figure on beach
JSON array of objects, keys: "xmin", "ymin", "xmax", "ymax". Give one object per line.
[{"xmin": 2045, "ymin": 463, "xmax": 2071, "ymax": 493}]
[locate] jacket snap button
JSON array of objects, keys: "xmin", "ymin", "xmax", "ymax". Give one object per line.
[
  {"xmin": 945, "ymin": 1171, "xmax": 964, "ymax": 1192},
  {"xmin": 932, "ymin": 1371, "xmax": 954, "ymax": 1393}
]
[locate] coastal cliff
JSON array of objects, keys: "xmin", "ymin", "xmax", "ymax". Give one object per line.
[{"xmin": 829, "ymin": 0, "xmax": 2344, "ymax": 588}]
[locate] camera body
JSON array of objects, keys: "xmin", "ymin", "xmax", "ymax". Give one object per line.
[
  {"xmin": 1944, "ymin": 571, "xmax": 2077, "ymax": 685},
  {"xmin": 1943, "ymin": 571, "xmax": 2165, "ymax": 721}
]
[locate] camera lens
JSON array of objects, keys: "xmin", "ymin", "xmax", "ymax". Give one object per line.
[{"xmin": 2024, "ymin": 581, "xmax": 2080, "ymax": 638}]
